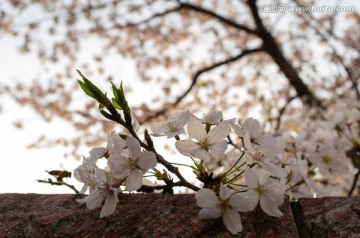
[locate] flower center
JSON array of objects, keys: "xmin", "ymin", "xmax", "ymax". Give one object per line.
[
  {"xmin": 122, "ymin": 157, "xmax": 138, "ymax": 170},
  {"xmin": 99, "ymin": 185, "xmax": 113, "ymax": 197},
  {"xmin": 254, "ymin": 147, "xmax": 266, "ymax": 162},
  {"xmin": 217, "ymin": 197, "xmax": 231, "ymax": 213},
  {"xmin": 164, "ymin": 118, "xmax": 177, "ymax": 132},
  {"xmin": 197, "ymin": 134, "xmax": 210, "ymax": 151}
]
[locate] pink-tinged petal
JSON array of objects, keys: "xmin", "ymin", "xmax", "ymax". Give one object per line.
[
  {"xmin": 195, "ymin": 188, "xmax": 218, "ymax": 208},
  {"xmin": 209, "ymin": 141, "xmax": 228, "ymax": 158},
  {"xmin": 126, "ymin": 169, "xmax": 143, "ymax": 191},
  {"xmin": 175, "ymin": 140, "xmax": 199, "ymax": 157},
  {"xmin": 219, "ymin": 184, "xmax": 233, "ymax": 200},
  {"xmin": 223, "ymin": 209, "xmax": 242, "ymax": 234},
  {"xmin": 244, "ymin": 168, "xmax": 259, "ymax": 188},
  {"xmin": 260, "ymin": 195, "xmax": 283, "ymax": 217},
  {"xmin": 208, "ymin": 123, "xmax": 230, "ymax": 143},
  {"xmin": 188, "ymin": 117, "xmax": 206, "ymax": 139},
  {"xmin": 126, "ymin": 137, "xmax": 141, "ymax": 160},
  {"xmin": 190, "ymin": 148, "xmax": 210, "ymax": 161},
  {"xmin": 100, "ymin": 192, "xmax": 118, "ymax": 218},
  {"xmin": 229, "ymin": 194, "xmax": 253, "ymax": 212},
  {"xmin": 199, "ymin": 208, "xmax": 222, "ymax": 219},
  {"xmin": 138, "ymin": 151, "xmax": 157, "ymax": 170}
]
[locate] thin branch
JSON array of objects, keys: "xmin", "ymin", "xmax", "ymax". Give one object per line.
[
  {"xmin": 292, "ymin": 1, "xmax": 360, "ymax": 99},
  {"xmin": 246, "ymin": 0, "xmax": 320, "ymax": 107},
  {"xmin": 176, "ymin": 0, "xmax": 257, "ymax": 35},
  {"xmin": 113, "ymin": 5, "xmax": 184, "ymax": 29},
  {"xmin": 142, "ymin": 48, "xmax": 264, "ymax": 122},
  {"xmin": 275, "ymin": 96, "xmax": 297, "ymax": 133},
  {"xmin": 348, "ymin": 169, "xmax": 360, "ymax": 196},
  {"xmin": 100, "ymin": 102, "xmax": 201, "ymax": 191}
]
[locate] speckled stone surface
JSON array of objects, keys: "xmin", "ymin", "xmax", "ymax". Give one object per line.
[
  {"xmin": 0, "ymin": 193, "xmax": 298, "ymax": 237},
  {"xmin": 294, "ymin": 197, "xmax": 360, "ymax": 238}
]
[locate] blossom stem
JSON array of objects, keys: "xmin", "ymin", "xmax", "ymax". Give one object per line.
[
  {"xmin": 101, "ymin": 101, "xmax": 200, "ymax": 191},
  {"xmin": 223, "ymin": 153, "xmax": 245, "ymax": 177},
  {"xmin": 170, "ymin": 162, "xmax": 194, "ymax": 169},
  {"xmin": 225, "ymin": 170, "xmax": 245, "ymax": 184},
  {"xmin": 285, "ymin": 179, "xmax": 305, "ymax": 192}
]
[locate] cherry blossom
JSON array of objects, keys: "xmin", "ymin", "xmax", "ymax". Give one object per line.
[
  {"xmin": 150, "ymin": 111, "xmax": 190, "ymax": 138},
  {"xmin": 175, "ymin": 117, "xmax": 230, "ymax": 161},
  {"xmin": 195, "ymin": 184, "xmax": 251, "ymax": 234},
  {"xmin": 77, "ymin": 169, "xmax": 120, "ymax": 218},
  {"xmin": 108, "ymin": 137, "xmax": 157, "ymax": 191},
  {"xmin": 243, "ymin": 167, "xmax": 285, "ymax": 217}
]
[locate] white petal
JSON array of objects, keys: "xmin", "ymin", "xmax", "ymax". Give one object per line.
[
  {"xmin": 90, "ymin": 147, "xmax": 106, "ymax": 160},
  {"xmin": 150, "ymin": 121, "xmax": 167, "ymax": 134},
  {"xmin": 255, "ymin": 134, "xmax": 276, "ymax": 147},
  {"xmin": 244, "ymin": 189, "xmax": 259, "ymax": 210},
  {"xmin": 188, "ymin": 117, "xmax": 206, "ymax": 139},
  {"xmin": 95, "ymin": 169, "xmax": 108, "ymax": 184},
  {"xmin": 244, "ymin": 118, "xmax": 261, "ymax": 138},
  {"xmin": 244, "ymin": 132, "xmax": 255, "ymax": 155},
  {"xmin": 195, "ymin": 188, "xmax": 218, "ymax": 208},
  {"xmin": 126, "ymin": 169, "xmax": 143, "ymax": 191},
  {"xmin": 223, "ymin": 209, "xmax": 242, "ymax": 234},
  {"xmin": 175, "ymin": 140, "xmax": 199, "ymax": 157},
  {"xmin": 190, "ymin": 148, "xmax": 210, "ymax": 161},
  {"xmin": 244, "ymin": 168, "xmax": 259, "ymax": 188},
  {"xmin": 199, "ymin": 208, "xmax": 222, "ymax": 219},
  {"xmin": 108, "ymin": 154, "xmax": 130, "ymax": 179},
  {"xmin": 209, "ymin": 141, "xmax": 228, "ymax": 158},
  {"xmin": 203, "ymin": 110, "xmax": 222, "ymax": 124},
  {"xmin": 260, "ymin": 195, "xmax": 283, "ymax": 217},
  {"xmin": 86, "ymin": 191, "xmax": 104, "ymax": 210},
  {"xmin": 138, "ymin": 151, "xmax": 157, "ymax": 170},
  {"xmin": 126, "ymin": 137, "xmax": 141, "ymax": 160},
  {"xmin": 100, "ymin": 192, "xmax": 118, "ymax": 218},
  {"xmin": 229, "ymin": 194, "xmax": 253, "ymax": 212},
  {"xmin": 208, "ymin": 123, "xmax": 230, "ymax": 143},
  {"xmin": 174, "ymin": 111, "xmax": 190, "ymax": 128},
  {"xmin": 219, "ymin": 184, "xmax": 233, "ymax": 200}
]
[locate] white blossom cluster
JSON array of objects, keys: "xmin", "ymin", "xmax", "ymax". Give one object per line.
[
  {"xmin": 277, "ymin": 101, "xmax": 360, "ymax": 197},
  {"xmin": 75, "ymin": 108, "xmax": 359, "ymax": 234}
]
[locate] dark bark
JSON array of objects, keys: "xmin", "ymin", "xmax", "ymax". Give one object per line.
[{"xmin": 247, "ymin": 0, "xmax": 320, "ymax": 106}]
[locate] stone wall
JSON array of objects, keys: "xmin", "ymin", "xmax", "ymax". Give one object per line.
[{"xmin": 0, "ymin": 194, "xmax": 359, "ymax": 237}]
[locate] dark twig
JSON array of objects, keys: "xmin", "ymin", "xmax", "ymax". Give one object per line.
[
  {"xmin": 142, "ymin": 48, "xmax": 263, "ymax": 123},
  {"xmin": 348, "ymin": 170, "xmax": 360, "ymax": 196},
  {"xmin": 113, "ymin": 5, "xmax": 184, "ymax": 29},
  {"xmin": 100, "ymin": 102, "xmax": 200, "ymax": 192},
  {"xmin": 275, "ymin": 96, "xmax": 297, "ymax": 133},
  {"xmin": 176, "ymin": 0, "xmax": 257, "ymax": 35},
  {"xmin": 37, "ymin": 179, "xmax": 80, "ymax": 194}
]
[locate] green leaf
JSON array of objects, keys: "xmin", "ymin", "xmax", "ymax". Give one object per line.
[
  {"xmin": 77, "ymin": 80, "xmax": 96, "ymax": 98},
  {"xmin": 77, "ymin": 70, "xmax": 106, "ymax": 102},
  {"xmin": 111, "ymin": 98, "xmax": 122, "ymax": 110}
]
